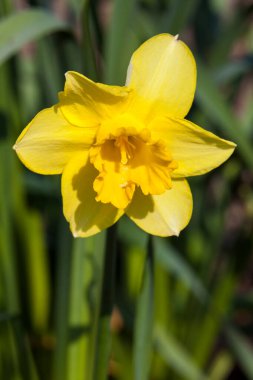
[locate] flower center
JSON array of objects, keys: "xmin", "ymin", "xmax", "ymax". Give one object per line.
[
  {"xmin": 89, "ymin": 114, "xmax": 177, "ymax": 209},
  {"xmin": 115, "ymin": 135, "xmax": 135, "ymax": 164}
]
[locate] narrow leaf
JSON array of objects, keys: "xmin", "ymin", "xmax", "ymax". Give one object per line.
[
  {"xmin": 208, "ymin": 351, "xmax": 234, "ymax": 380},
  {"xmin": 51, "ymin": 220, "xmax": 72, "ymax": 380},
  {"xmin": 104, "ymin": 0, "xmax": 137, "ymax": 84},
  {"xmin": 154, "ymin": 237, "xmax": 207, "ymax": 301},
  {"xmin": 67, "ymin": 237, "xmax": 96, "ymax": 380},
  {"xmin": 134, "ymin": 236, "xmax": 154, "ymax": 380},
  {"xmin": 226, "ymin": 327, "xmax": 253, "ymax": 379},
  {"xmin": 154, "ymin": 324, "xmax": 207, "ymax": 380},
  {"xmin": 196, "ymin": 62, "xmax": 253, "ymax": 168},
  {"xmin": 0, "ymin": 9, "xmax": 69, "ymax": 65},
  {"xmin": 94, "ymin": 225, "xmax": 117, "ymax": 380},
  {"xmin": 165, "ymin": 0, "xmax": 200, "ymax": 34}
]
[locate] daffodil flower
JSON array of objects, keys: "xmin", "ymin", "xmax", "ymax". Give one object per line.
[{"xmin": 14, "ymin": 34, "xmax": 236, "ymax": 237}]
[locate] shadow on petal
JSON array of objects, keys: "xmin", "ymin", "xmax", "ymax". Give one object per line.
[
  {"xmin": 71, "ymin": 161, "xmax": 121, "ymax": 236},
  {"xmin": 126, "ymin": 187, "xmax": 154, "ymax": 219}
]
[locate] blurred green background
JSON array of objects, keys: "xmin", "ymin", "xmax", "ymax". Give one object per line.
[{"xmin": 0, "ymin": 0, "xmax": 253, "ymax": 379}]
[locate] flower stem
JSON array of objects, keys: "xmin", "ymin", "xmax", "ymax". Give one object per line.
[
  {"xmin": 134, "ymin": 235, "xmax": 154, "ymax": 380},
  {"xmin": 51, "ymin": 220, "xmax": 72, "ymax": 380},
  {"xmin": 101, "ymin": 224, "xmax": 117, "ymax": 315},
  {"xmin": 93, "ymin": 224, "xmax": 117, "ymax": 380}
]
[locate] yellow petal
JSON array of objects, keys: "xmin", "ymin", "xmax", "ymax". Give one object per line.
[
  {"xmin": 126, "ymin": 179, "xmax": 192, "ymax": 237},
  {"xmin": 14, "ymin": 106, "xmax": 96, "ymax": 174},
  {"xmin": 128, "ymin": 136, "xmax": 177, "ymax": 195},
  {"xmin": 150, "ymin": 117, "xmax": 236, "ymax": 177},
  {"xmin": 62, "ymin": 151, "xmax": 124, "ymax": 237},
  {"xmin": 90, "ymin": 138, "xmax": 135, "ymax": 208},
  {"xmin": 93, "ymin": 170, "xmax": 135, "ymax": 209},
  {"xmin": 126, "ymin": 34, "xmax": 196, "ymax": 119},
  {"xmin": 59, "ymin": 71, "xmax": 131, "ymax": 127}
]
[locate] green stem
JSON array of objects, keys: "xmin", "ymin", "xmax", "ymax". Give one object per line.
[
  {"xmin": 51, "ymin": 220, "xmax": 72, "ymax": 380},
  {"xmin": 66, "ymin": 236, "xmax": 95, "ymax": 380},
  {"xmin": 93, "ymin": 224, "xmax": 118, "ymax": 380},
  {"xmin": 100, "ymin": 224, "xmax": 117, "ymax": 316},
  {"xmin": 134, "ymin": 235, "xmax": 154, "ymax": 380}
]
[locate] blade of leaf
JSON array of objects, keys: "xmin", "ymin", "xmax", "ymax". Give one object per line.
[
  {"xmin": 165, "ymin": 0, "xmax": 200, "ymax": 34},
  {"xmin": 196, "ymin": 62, "xmax": 253, "ymax": 168},
  {"xmin": 209, "ymin": 7, "xmax": 249, "ymax": 67},
  {"xmin": 213, "ymin": 58, "xmax": 253, "ymax": 85},
  {"xmin": 226, "ymin": 327, "xmax": 253, "ymax": 379},
  {"xmin": 154, "ymin": 324, "xmax": 207, "ymax": 380},
  {"xmin": 93, "ymin": 225, "xmax": 117, "ymax": 380},
  {"xmin": 154, "ymin": 237, "xmax": 207, "ymax": 301},
  {"xmin": 133, "ymin": 236, "xmax": 154, "ymax": 380},
  {"xmin": 11, "ymin": 318, "xmax": 40, "ymax": 380},
  {"xmin": 21, "ymin": 211, "xmax": 51, "ymax": 333},
  {"xmin": 67, "ymin": 237, "xmax": 96, "ymax": 380},
  {"xmin": 193, "ymin": 273, "xmax": 236, "ymax": 367},
  {"xmin": 51, "ymin": 219, "xmax": 72, "ymax": 380},
  {"xmin": 208, "ymin": 350, "xmax": 234, "ymax": 380},
  {"xmin": 0, "ymin": 142, "xmax": 19, "ymax": 314},
  {"xmin": 0, "ymin": 319, "xmax": 39, "ymax": 380},
  {"xmin": 80, "ymin": 0, "xmax": 99, "ymax": 80},
  {"xmin": 112, "ymin": 335, "xmax": 134, "ymax": 380},
  {"xmin": 104, "ymin": 0, "xmax": 137, "ymax": 85},
  {"xmin": 0, "ymin": 9, "xmax": 69, "ymax": 65}
]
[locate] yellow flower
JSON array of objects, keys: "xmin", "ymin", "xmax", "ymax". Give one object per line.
[{"xmin": 14, "ymin": 34, "xmax": 236, "ymax": 237}]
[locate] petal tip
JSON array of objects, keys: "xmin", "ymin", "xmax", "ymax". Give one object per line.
[
  {"xmin": 69, "ymin": 222, "xmax": 79, "ymax": 238},
  {"xmin": 168, "ymin": 226, "xmax": 180, "ymax": 237},
  {"xmin": 174, "ymin": 34, "xmax": 179, "ymax": 41},
  {"xmin": 13, "ymin": 144, "xmax": 17, "ymax": 151},
  {"xmin": 64, "ymin": 71, "xmax": 74, "ymax": 81}
]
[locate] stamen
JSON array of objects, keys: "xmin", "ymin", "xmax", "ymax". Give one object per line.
[{"xmin": 114, "ymin": 136, "xmax": 135, "ymax": 165}]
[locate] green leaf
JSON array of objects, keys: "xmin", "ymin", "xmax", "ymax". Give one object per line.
[
  {"xmin": 112, "ymin": 335, "xmax": 133, "ymax": 380},
  {"xmin": 80, "ymin": 0, "xmax": 99, "ymax": 80},
  {"xmin": 22, "ymin": 211, "xmax": 51, "ymax": 332},
  {"xmin": 0, "ymin": 9, "xmax": 69, "ymax": 65},
  {"xmin": 9, "ymin": 319, "xmax": 40, "ymax": 380},
  {"xmin": 51, "ymin": 220, "xmax": 72, "ymax": 380},
  {"xmin": 226, "ymin": 327, "xmax": 253, "ymax": 379},
  {"xmin": 154, "ymin": 238, "xmax": 207, "ymax": 301},
  {"xmin": 208, "ymin": 350, "xmax": 234, "ymax": 380},
  {"xmin": 104, "ymin": 0, "xmax": 137, "ymax": 85},
  {"xmin": 0, "ymin": 142, "xmax": 19, "ymax": 314},
  {"xmin": 133, "ymin": 237, "xmax": 154, "ymax": 380},
  {"xmin": 209, "ymin": 8, "xmax": 249, "ymax": 67},
  {"xmin": 67, "ymin": 237, "xmax": 96, "ymax": 380},
  {"xmin": 93, "ymin": 226, "xmax": 117, "ymax": 380},
  {"xmin": 193, "ymin": 273, "xmax": 236, "ymax": 367},
  {"xmin": 165, "ymin": 0, "xmax": 200, "ymax": 34},
  {"xmin": 154, "ymin": 324, "xmax": 207, "ymax": 380},
  {"xmin": 196, "ymin": 62, "xmax": 253, "ymax": 168},
  {"xmin": 118, "ymin": 216, "xmax": 148, "ymax": 249},
  {"xmin": 214, "ymin": 58, "xmax": 253, "ymax": 85}
]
